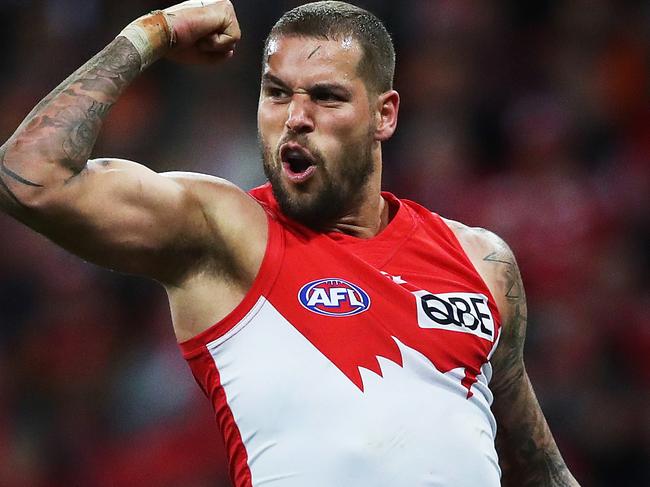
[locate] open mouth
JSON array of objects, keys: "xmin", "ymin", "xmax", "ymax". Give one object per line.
[{"xmin": 280, "ymin": 144, "xmax": 317, "ymax": 183}]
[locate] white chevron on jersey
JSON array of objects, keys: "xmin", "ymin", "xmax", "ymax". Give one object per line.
[{"xmin": 206, "ymin": 296, "xmax": 501, "ymax": 487}]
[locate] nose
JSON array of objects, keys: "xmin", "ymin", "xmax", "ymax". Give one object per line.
[{"xmin": 285, "ymin": 95, "xmax": 314, "ymax": 134}]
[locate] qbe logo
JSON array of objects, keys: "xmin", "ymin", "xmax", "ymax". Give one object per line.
[
  {"xmin": 298, "ymin": 278, "xmax": 371, "ymax": 317},
  {"xmin": 413, "ymin": 290, "xmax": 495, "ymax": 341}
]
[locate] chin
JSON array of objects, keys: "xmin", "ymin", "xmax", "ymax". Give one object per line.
[
  {"xmin": 261, "ymin": 136, "xmax": 374, "ymax": 228},
  {"xmin": 271, "ymin": 178, "xmax": 342, "ymax": 229}
]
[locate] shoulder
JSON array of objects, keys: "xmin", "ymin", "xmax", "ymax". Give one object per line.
[
  {"xmin": 442, "ymin": 217, "xmax": 510, "ymax": 260},
  {"xmin": 162, "ymin": 171, "xmax": 254, "ymax": 205},
  {"xmin": 162, "ymin": 171, "xmax": 266, "ymax": 227},
  {"xmin": 442, "ymin": 217, "xmax": 529, "ymax": 383},
  {"xmin": 161, "ymin": 171, "xmax": 269, "ymax": 282},
  {"xmin": 441, "ymin": 217, "xmax": 523, "ymax": 326}
]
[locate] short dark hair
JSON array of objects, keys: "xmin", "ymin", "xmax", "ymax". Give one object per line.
[{"xmin": 264, "ymin": 1, "xmax": 395, "ymax": 94}]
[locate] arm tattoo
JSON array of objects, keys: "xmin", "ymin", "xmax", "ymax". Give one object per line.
[
  {"xmin": 484, "ymin": 249, "xmax": 527, "ymax": 391},
  {"xmin": 0, "ymin": 148, "xmax": 23, "ymax": 207},
  {"xmin": 0, "ymin": 36, "xmax": 140, "ymax": 207},
  {"xmin": 1, "ymin": 154, "xmax": 43, "ymax": 187},
  {"xmin": 485, "ymin": 245, "xmax": 579, "ymax": 486},
  {"xmin": 484, "ymin": 251, "xmax": 523, "ymax": 300},
  {"xmin": 61, "ymin": 100, "xmax": 112, "ymax": 163}
]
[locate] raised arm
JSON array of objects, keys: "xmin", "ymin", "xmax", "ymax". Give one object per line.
[
  {"xmin": 446, "ymin": 220, "xmax": 580, "ymax": 486},
  {"xmin": 0, "ymin": 1, "xmax": 250, "ymax": 284}
]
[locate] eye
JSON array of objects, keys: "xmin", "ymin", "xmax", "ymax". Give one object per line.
[
  {"xmin": 265, "ymin": 86, "xmax": 291, "ymax": 101},
  {"xmin": 311, "ymin": 88, "xmax": 347, "ymax": 104}
]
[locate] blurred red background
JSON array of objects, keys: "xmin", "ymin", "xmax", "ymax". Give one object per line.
[{"xmin": 0, "ymin": 1, "xmax": 648, "ymax": 486}]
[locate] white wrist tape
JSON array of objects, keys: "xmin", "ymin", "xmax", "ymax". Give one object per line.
[{"xmin": 118, "ymin": 10, "xmax": 174, "ymax": 71}]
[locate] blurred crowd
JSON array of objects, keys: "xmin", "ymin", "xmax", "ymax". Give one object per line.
[{"xmin": 0, "ymin": 0, "xmax": 648, "ymax": 486}]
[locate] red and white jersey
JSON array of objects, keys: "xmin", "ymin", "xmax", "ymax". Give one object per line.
[{"xmin": 180, "ymin": 184, "xmax": 502, "ymax": 487}]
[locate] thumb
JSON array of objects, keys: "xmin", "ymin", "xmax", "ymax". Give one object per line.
[
  {"xmin": 164, "ymin": 0, "xmax": 241, "ymax": 49},
  {"xmin": 198, "ymin": 32, "xmax": 237, "ymax": 53}
]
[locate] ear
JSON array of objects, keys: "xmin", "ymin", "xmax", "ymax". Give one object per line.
[{"xmin": 374, "ymin": 90, "xmax": 400, "ymax": 142}]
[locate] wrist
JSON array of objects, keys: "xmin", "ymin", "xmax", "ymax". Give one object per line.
[{"xmin": 118, "ymin": 10, "xmax": 175, "ymax": 71}]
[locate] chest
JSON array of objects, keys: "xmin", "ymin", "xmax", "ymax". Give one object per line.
[{"xmin": 264, "ymin": 230, "xmax": 501, "ymax": 395}]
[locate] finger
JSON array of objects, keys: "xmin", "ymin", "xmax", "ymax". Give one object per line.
[
  {"xmin": 197, "ymin": 32, "xmax": 237, "ymax": 53},
  {"xmin": 221, "ymin": 7, "xmax": 241, "ymax": 43},
  {"xmin": 165, "ymin": 0, "xmax": 240, "ymax": 43}
]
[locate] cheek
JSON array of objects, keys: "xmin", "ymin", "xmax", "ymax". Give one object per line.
[
  {"xmin": 322, "ymin": 111, "xmax": 372, "ymax": 150},
  {"xmin": 258, "ymin": 102, "xmax": 286, "ymax": 135},
  {"xmin": 258, "ymin": 108, "xmax": 285, "ymax": 157},
  {"xmin": 331, "ymin": 106, "xmax": 371, "ymax": 136}
]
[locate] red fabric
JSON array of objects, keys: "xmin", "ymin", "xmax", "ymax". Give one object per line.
[
  {"xmin": 191, "ymin": 352, "xmax": 253, "ymax": 487},
  {"xmin": 179, "ymin": 183, "xmax": 503, "ymax": 484},
  {"xmin": 247, "ymin": 184, "xmax": 501, "ymax": 395}
]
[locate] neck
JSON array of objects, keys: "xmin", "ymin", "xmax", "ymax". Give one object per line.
[
  {"xmin": 322, "ymin": 163, "xmax": 388, "ymax": 239},
  {"xmin": 326, "ymin": 193, "xmax": 388, "ymax": 238}
]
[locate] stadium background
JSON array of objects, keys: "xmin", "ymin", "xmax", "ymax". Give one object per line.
[{"xmin": 0, "ymin": 0, "xmax": 648, "ymax": 485}]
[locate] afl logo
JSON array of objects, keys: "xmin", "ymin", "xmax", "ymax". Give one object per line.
[{"xmin": 298, "ymin": 278, "xmax": 371, "ymax": 317}]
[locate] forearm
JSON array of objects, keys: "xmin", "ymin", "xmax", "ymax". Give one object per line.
[
  {"xmin": 0, "ymin": 38, "xmax": 140, "ymax": 209},
  {"xmin": 494, "ymin": 372, "xmax": 579, "ymax": 486},
  {"xmin": 480, "ymin": 237, "xmax": 579, "ymax": 485},
  {"xmin": 0, "ymin": 9, "xmax": 178, "ymax": 215}
]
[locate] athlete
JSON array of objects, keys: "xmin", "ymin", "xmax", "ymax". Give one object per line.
[{"xmin": 0, "ymin": 1, "xmax": 579, "ymax": 486}]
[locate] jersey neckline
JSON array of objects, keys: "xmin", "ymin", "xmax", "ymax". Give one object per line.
[
  {"xmin": 324, "ymin": 191, "xmax": 416, "ymax": 247},
  {"xmin": 251, "ymin": 183, "xmax": 418, "ymax": 248}
]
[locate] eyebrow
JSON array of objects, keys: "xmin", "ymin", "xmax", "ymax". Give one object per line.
[
  {"xmin": 261, "ymin": 73, "xmax": 352, "ymax": 97},
  {"xmin": 261, "ymin": 73, "xmax": 290, "ymax": 89}
]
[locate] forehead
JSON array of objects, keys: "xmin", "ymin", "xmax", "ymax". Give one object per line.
[{"xmin": 263, "ymin": 35, "xmax": 364, "ymax": 86}]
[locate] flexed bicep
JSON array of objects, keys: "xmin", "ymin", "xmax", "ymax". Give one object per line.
[
  {"xmin": 0, "ymin": 1, "xmax": 249, "ymax": 283},
  {"xmin": 13, "ymin": 158, "xmax": 220, "ymax": 283}
]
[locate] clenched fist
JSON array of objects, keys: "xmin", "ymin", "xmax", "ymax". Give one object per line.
[
  {"xmin": 164, "ymin": 0, "xmax": 241, "ymax": 64},
  {"xmin": 119, "ymin": 0, "xmax": 241, "ymax": 69}
]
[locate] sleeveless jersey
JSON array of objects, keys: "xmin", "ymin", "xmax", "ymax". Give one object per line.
[{"xmin": 180, "ymin": 183, "xmax": 502, "ymax": 487}]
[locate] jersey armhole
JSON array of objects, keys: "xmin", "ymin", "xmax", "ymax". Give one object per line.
[
  {"xmin": 434, "ymin": 213, "xmax": 503, "ymax": 356},
  {"xmin": 179, "ymin": 209, "xmax": 285, "ymax": 359}
]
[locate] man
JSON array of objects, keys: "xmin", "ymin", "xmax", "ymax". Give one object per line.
[{"xmin": 0, "ymin": 1, "xmax": 579, "ymax": 485}]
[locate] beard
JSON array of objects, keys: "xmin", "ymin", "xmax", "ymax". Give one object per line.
[{"xmin": 260, "ymin": 131, "xmax": 375, "ymax": 230}]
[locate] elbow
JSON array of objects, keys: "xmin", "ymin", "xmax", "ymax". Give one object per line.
[
  {"xmin": 0, "ymin": 178, "xmax": 50, "ymax": 219},
  {"xmin": 0, "ymin": 141, "xmax": 59, "ymax": 212}
]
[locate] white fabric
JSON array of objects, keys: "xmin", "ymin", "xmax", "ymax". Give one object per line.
[{"xmin": 208, "ymin": 297, "xmax": 501, "ymax": 487}]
